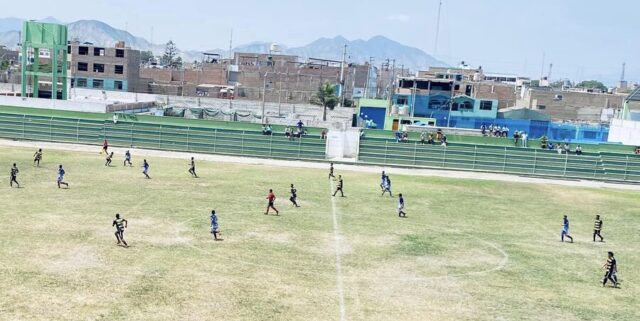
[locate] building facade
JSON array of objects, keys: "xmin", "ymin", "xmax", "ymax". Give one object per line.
[{"xmin": 68, "ymin": 41, "xmax": 140, "ymax": 92}]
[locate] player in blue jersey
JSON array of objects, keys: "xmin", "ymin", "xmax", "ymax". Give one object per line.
[
  {"xmin": 142, "ymin": 159, "xmax": 150, "ymax": 179},
  {"xmin": 561, "ymin": 215, "xmax": 573, "ymax": 243},
  {"xmin": 57, "ymin": 165, "xmax": 69, "ymax": 188}
]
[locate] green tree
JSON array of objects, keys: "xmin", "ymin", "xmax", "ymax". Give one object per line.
[
  {"xmin": 161, "ymin": 40, "xmax": 182, "ymax": 69},
  {"xmin": 313, "ymin": 82, "xmax": 339, "ymax": 121},
  {"xmin": 140, "ymin": 50, "xmax": 154, "ymax": 64},
  {"xmin": 576, "ymin": 80, "xmax": 608, "ymax": 92}
]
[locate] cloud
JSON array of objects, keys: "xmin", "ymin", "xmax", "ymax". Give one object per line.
[{"xmin": 386, "ymin": 14, "xmax": 410, "ymax": 22}]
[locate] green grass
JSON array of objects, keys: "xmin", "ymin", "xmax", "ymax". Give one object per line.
[{"xmin": 0, "ymin": 146, "xmax": 638, "ymax": 321}]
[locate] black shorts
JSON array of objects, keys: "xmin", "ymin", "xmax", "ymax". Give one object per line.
[
  {"xmin": 10, "ymin": 175, "xmax": 17, "ymax": 181},
  {"xmin": 268, "ymin": 201, "xmax": 274, "ymax": 207}
]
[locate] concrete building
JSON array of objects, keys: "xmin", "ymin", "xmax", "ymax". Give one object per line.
[
  {"xmin": 517, "ymin": 88, "xmax": 626, "ymax": 122},
  {"xmin": 68, "ymin": 41, "xmax": 140, "ymax": 92}
]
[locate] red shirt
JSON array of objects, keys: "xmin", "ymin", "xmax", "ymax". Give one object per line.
[
  {"xmin": 267, "ymin": 192, "xmax": 276, "ymax": 202},
  {"xmin": 103, "ymin": 140, "xmax": 109, "ymax": 147}
]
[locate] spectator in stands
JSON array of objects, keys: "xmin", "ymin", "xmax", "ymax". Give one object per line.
[
  {"xmin": 436, "ymin": 129, "xmax": 443, "ymax": 141},
  {"xmin": 576, "ymin": 145, "xmax": 583, "ymax": 155},
  {"xmin": 495, "ymin": 126, "xmax": 502, "ymax": 137},
  {"xmin": 481, "ymin": 125, "xmax": 487, "ymax": 136},
  {"xmin": 541, "ymin": 136, "xmax": 549, "ymax": 149},
  {"xmin": 395, "ymin": 130, "xmax": 403, "ymax": 143},
  {"xmin": 262, "ymin": 125, "xmax": 272, "ymax": 135},
  {"xmin": 285, "ymin": 127, "xmax": 292, "ymax": 140},
  {"xmin": 547, "ymin": 141, "xmax": 554, "ymax": 150},
  {"xmin": 297, "ymin": 120, "xmax": 304, "ymax": 131},
  {"xmin": 635, "ymin": 146, "xmax": 640, "ymax": 155},
  {"xmin": 441, "ymin": 134, "xmax": 448, "ymax": 146},
  {"xmin": 321, "ymin": 129, "xmax": 327, "ymax": 140},
  {"xmin": 563, "ymin": 143, "xmax": 570, "ymax": 153},
  {"xmin": 513, "ymin": 131, "xmax": 520, "ymax": 146},
  {"xmin": 420, "ymin": 132, "xmax": 427, "ymax": 145},
  {"xmin": 428, "ymin": 134, "xmax": 435, "ymax": 145},
  {"xmin": 401, "ymin": 131, "xmax": 409, "ymax": 142},
  {"xmin": 557, "ymin": 144, "xmax": 564, "ymax": 154},
  {"xmin": 503, "ymin": 126, "xmax": 510, "ymax": 138},
  {"xmin": 522, "ymin": 132, "xmax": 528, "ymax": 148}
]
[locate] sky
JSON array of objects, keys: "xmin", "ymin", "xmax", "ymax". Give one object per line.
[{"xmin": 3, "ymin": 0, "xmax": 638, "ymax": 85}]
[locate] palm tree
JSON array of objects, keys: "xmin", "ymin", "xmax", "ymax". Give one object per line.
[{"xmin": 315, "ymin": 82, "xmax": 339, "ymax": 121}]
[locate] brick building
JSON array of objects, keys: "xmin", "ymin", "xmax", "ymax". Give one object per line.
[{"xmin": 68, "ymin": 41, "xmax": 140, "ymax": 92}]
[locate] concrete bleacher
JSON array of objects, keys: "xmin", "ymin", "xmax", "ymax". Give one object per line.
[
  {"xmin": 358, "ymin": 137, "xmax": 640, "ymax": 183},
  {"xmin": 0, "ymin": 111, "xmax": 327, "ymax": 161}
]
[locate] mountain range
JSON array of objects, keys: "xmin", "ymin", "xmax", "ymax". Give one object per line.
[{"xmin": 0, "ymin": 18, "xmax": 446, "ymax": 71}]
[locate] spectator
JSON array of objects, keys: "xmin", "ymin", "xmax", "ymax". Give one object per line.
[
  {"xmin": 547, "ymin": 141, "xmax": 554, "ymax": 150},
  {"xmin": 395, "ymin": 130, "xmax": 403, "ymax": 143},
  {"xmin": 557, "ymin": 144, "xmax": 564, "ymax": 154},
  {"xmin": 441, "ymin": 134, "xmax": 448, "ymax": 146},
  {"xmin": 522, "ymin": 132, "xmax": 528, "ymax": 148},
  {"xmin": 541, "ymin": 136, "xmax": 549, "ymax": 149},
  {"xmin": 297, "ymin": 120, "xmax": 304, "ymax": 131},
  {"xmin": 436, "ymin": 128, "xmax": 443, "ymax": 141},
  {"xmin": 321, "ymin": 129, "xmax": 327, "ymax": 140},
  {"xmin": 503, "ymin": 126, "xmax": 510, "ymax": 138},
  {"xmin": 563, "ymin": 143, "xmax": 570, "ymax": 153},
  {"xmin": 513, "ymin": 131, "xmax": 520, "ymax": 146},
  {"xmin": 401, "ymin": 131, "xmax": 409, "ymax": 142},
  {"xmin": 428, "ymin": 133, "xmax": 435, "ymax": 145},
  {"xmin": 635, "ymin": 146, "xmax": 640, "ymax": 155},
  {"xmin": 420, "ymin": 132, "xmax": 427, "ymax": 145},
  {"xmin": 285, "ymin": 127, "xmax": 292, "ymax": 140},
  {"xmin": 575, "ymin": 145, "xmax": 583, "ymax": 155},
  {"xmin": 481, "ymin": 125, "xmax": 486, "ymax": 136}
]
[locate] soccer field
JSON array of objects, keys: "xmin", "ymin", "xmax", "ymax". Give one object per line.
[{"xmin": 0, "ymin": 145, "xmax": 638, "ymax": 321}]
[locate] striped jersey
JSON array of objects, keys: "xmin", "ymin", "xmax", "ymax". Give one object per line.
[
  {"xmin": 10, "ymin": 167, "xmax": 18, "ymax": 177},
  {"xmin": 34, "ymin": 151, "xmax": 42, "ymax": 160},
  {"xmin": 290, "ymin": 188, "xmax": 297, "ymax": 198},
  {"xmin": 113, "ymin": 218, "xmax": 126, "ymax": 231},
  {"xmin": 594, "ymin": 219, "xmax": 603, "ymax": 231},
  {"xmin": 605, "ymin": 257, "xmax": 617, "ymax": 272},
  {"xmin": 337, "ymin": 179, "xmax": 343, "ymax": 189}
]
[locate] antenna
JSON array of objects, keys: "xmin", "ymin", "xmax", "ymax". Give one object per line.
[
  {"xmin": 620, "ymin": 62, "xmax": 626, "ymax": 82},
  {"xmin": 229, "ymin": 29, "xmax": 234, "ymax": 59},
  {"xmin": 547, "ymin": 63, "xmax": 553, "ymax": 79},
  {"xmin": 433, "ymin": 0, "xmax": 443, "ymax": 57},
  {"xmin": 540, "ymin": 52, "xmax": 545, "ymax": 79}
]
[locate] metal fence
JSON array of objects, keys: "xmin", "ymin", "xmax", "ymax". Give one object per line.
[
  {"xmin": 0, "ymin": 113, "xmax": 327, "ymax": 161},
  {"xmin": 358, "ymin": 139, "xmax": 640, "ymax": 183}
]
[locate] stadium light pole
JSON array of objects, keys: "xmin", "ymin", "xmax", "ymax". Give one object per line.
[{"xmin": 261, "ymin": 71, "xmax": 271, "ymax": 124}]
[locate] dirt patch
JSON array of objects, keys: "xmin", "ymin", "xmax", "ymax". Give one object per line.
[
  {"xmin": 133, "ymin": 218, "xmax": 192, "ymax": 246},
  {"xmin": 40, "ymin": 246, "xmax": 102, "ymax": 274}
]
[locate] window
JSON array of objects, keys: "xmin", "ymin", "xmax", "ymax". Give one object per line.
[
  {"xmin": 93, "ymin": 79, "xmax": 104, "ymax": 88},
  {"xmin": 465, "ymin": 85, "xmax": 473, "ymax": 96},
  {"xmin": 114, "ymin": 81, "xmax": 123, "ymax": 90},
  {"xmin": 77, "ymin": 62, "xmax": 88, "ymax": 71},
  {"xmin": 461, "ymin": 101, "xmax": 473, "ymax": 110},
  {"xmin": 114, "ymin": 65, "xmax": 124, "ymax": 74},
  {"xmin": 115, "ymin": 49, "xmax": 125, "ymax": 58},
  {"xmin": 93, "ymin": 47, "xmax": 105, "ymax": 56},
  {"xmin": 78, "ymin": 46, "xmax": 89, "ymax": 55},
  {"xmin": 537, "ymin": 105, "xmax": 546, "ymax": 110},
  {"xmin": 451, "ymin": 103, "xmax": 459, "ymax": 111},
  {"xmin": 397, "ymin": 97, "xmax": 408, "ymax": 105},
  {"xmin": 76, "ymin": 78, "xmax": 87, "ymax": 87},
  {"xmin": 93, "ymin": 64, "xmax": 105, "ymax": 73},
  {"xmin": 480, "ymin": 100, "xmax": 493, "ymax": 111}
]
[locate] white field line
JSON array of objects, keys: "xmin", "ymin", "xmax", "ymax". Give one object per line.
[{"xmin": 330, "ymin": 179, "xmax": 347, "ymax": 321}]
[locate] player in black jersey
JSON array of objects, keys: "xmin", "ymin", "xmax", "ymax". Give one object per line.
[
  {"xmin": 10, "ymin": 163, "xmax": 19, "ymax": 188},
  {"xmin": 123, "ymin": 150, "xmax": 132, "ymax": 167},
  {"xmin": 289, "ymin": 184, "xmax": 300, "ymax": 207},
  {"xmin": 328, "ymin": 163, "xmax": 335, "ymax": 179},
  {"xmin": 112, "ymin": 213, "xmax": 128, "ymax": 247},
  {"xmin": 332, "ymin": 175, "xmax": 344, "ymax": 197},
  {"xmin": 105, "ymin": 152, "xmax": 114, "ymax": 167},
  {"xmin": 593, "ymin": 215, "xmax": 604, "ymax": 242},
  {"xmin": 33, "ymin": 149, "xmax": 43, "ymax": 167},
  {"xmin": 188, "ymin": 157, "xmax": 198, "ymax": 178}
]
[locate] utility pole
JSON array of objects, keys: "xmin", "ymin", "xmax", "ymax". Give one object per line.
[
  {"xmin": 338, "ymin": 44, "xmax": 347, "ymax": 107},
  {"xmin": 364, "ymin": 57, "xmax": 374, "ymax": 99},
  {"xmin": 228, "ymin": 29, "xmax": 234, "ymax": 59},
  {"xmin": 261, "ymin": 71, "xmax": 270, "ymax": 124},
  {"xmin": 434, "ymin": 0, "xmax": 443, "ymax": 57}
]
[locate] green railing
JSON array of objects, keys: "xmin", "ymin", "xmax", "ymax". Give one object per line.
[
  {"xmin": 0, "ymin": 112, "xmax": 326, "ymax": 161},
  {"xmin": 358, "ymin": 138, "xmax": 640, "ymax": 183}
]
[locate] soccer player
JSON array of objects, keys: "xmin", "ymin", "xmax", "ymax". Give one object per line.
[
  {"xmin": 9, "ymin": 163, "xmax": 19, "ymax": 188},
  {"xmin": 593, "ymin": 215, "xmax": 604, "ymax": 242},
  {"xmin": 332, "ymin": 175, "xmax": 344, "ymax": 197},
  {"xmin": 112, "ymin": 213, "xmax": 128, "ymax": 247},
  {"xmin": 210, "ymin": 210, "xmax": 221, "ymax": 240},
  {"xmin": 105, "ymin": 152, "xmax": 114, "ymax": 167},
  {"xmin": 381, "ymin": 176, "xmax": 392, "ymax": 197},
  {"xmin": 124, "ymin": 150, "xmax": 132, "ymax": 167},
  {"xmin": 289, "ymin": 184, "xmax": 300, "ymax": 207},
  {"xmin": 57, "ymin": 165, "xmax": 69, "ymax": 188},
  {"xmin": 602, "ymin": 251, "xmax": 619, "ymax": 287},
  {"xmin": 188, "ymin": 157, "xmax": 198, "ymax": 178},
  {"xmin": 101, "ymin": 139, "xmax": 109, "ymax": 154},
  {"xmin": 265, "ymin": 189, "xmax": 279, "ymax": 215},
  {"xmin": 328, "ymin": 163, "xmax": 335, "ymax": 179},
  {"xmin": 398, "ymin": 193, "xmax": 406, "ymax": 217},
  {"xmin": 561, "ymin": 215, "xmax": 573, "ymax": 243},
  {"xmin": 142, "ymin": 159, "xmax": 150, "ymax": 179},
  {"xmin": 33, "ymin": 148, "xmax": 43, "ymax": 167},
  {"xmin": 380, "ymin": 171, "xmax": 387, "ymax": 190}
]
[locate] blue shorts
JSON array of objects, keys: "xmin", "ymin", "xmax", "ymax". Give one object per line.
[{"xmin": 57, "ymin": 175, "xmax": 64, "ymax": 182}]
